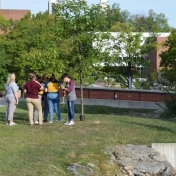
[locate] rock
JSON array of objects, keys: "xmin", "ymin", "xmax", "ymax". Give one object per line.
[
  {"xmin": 124, "ymin": 166, "xmax": 134, "ymax": 171},
  {"xmin": 67, "ymin": 163, "xmax": 96, "ymax": 176},
  {"xmin": 87, "ymin": 163, "xmax": 99, "ymax": 170},
  {"xmin": 104, "ymin": 144, "xmax": 175, "ymax": 176}
]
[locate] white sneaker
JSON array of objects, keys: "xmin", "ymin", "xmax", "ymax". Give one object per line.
[
  {"xmin": 6, "ymin": 122, "xmax": 9, "ymax": 125},
  {"xmin": 34, "ymin": 121, "xmax": 39, "ymax": 124},
  {"xmin": 9, "ymin": 122, "xmax": 16, "ymax": 126},
  {"xmin": 56, "ymin": 120, "xmax": 61, "ymax": 122},
  {"xmin": 66, "ymin": 121, "xmax": 75, "ymax": 125},
  {"xmin": 48, "ymin": 121, "xmax": 53, "ymax": 123}
]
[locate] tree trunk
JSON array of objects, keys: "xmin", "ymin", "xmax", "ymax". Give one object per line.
[
  {"xmin": 79, "ymin": 63, "xmax": 85, "ymax": 121},
  {"xmin": 128, "ymin": 62, "xmax": 132, "ymax": 89}
]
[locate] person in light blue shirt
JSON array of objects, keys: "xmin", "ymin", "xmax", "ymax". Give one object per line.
[{"xmin": 5, "ymin": 73, "xmax": 19, "ymax": 126}]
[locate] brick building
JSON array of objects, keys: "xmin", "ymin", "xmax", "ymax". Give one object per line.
[
  {"xmin": 0, "ymin": 9, "xmax": 30, "ymax": 34},
  {"xmin": 147, "ymin": 35, "xmax": 169, "ymax": 73}
]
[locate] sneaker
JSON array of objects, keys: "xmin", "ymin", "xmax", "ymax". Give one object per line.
[
  {"xmin": 43, "ymin": 119, "xmax": 48, "ymax": 123},
  {"xmin": 48, "ymin": 121, "xmax": 53, "ymax": 123},
  {"xmin": 64, "ymin": 121, "xmax": 70, "ymax": 125},
  {"xmin": 56, "ymin": 120, "xmax": 61, "ymax": 122},
  {"xmin": 34, "ymin": 121, "xmax": 39, "ymax": 124},
  {"xmin": 9, "ymin": 122, "xmax": 16, "ymax": 126},
  {"xmin": 6, "ymin": 122, "xmax": 9, "ymax": 125},
  {"xmin": 66, "ymin": 121, "xmax": 75, "ymax": 125}
]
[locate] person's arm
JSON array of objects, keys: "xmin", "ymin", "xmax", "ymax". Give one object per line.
[
  {"xmin": 35, "ymin": 81, "xmax": 44, "ymax": 90},
  {"xmin": 23, "ymin": 84, "xmax": 27, "ymax": 98},
  {"xmin": 14, "ymin": 91, "xmax": 18, "ymax": 104},
  {"xmin": 63, "ymin": 81, "xmax": 74, "ymax": 93},
  {"xmin": 11, "ymin": 83, "xmax": 19, "ymax": 104},
  {"xmin": 44, "ymin": 82, "xmax": 48, "ymax": 92},
  {"xmin": 24, "ymin": 89, "xmax": 27, "ymax": 93},
  {"xmin": 39, "ymin": 85, "xmax": 44, "ymax": 90}
]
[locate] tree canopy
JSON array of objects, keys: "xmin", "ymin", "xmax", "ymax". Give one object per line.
[
  {"xmin": 0, "ymin": 11, "xmax": 66, "ymax": 85},
  {"xmin": 0, "ymin": 1, "xmax": 173, "ymax": 91},
  {"xmin": 159, "ymin": 30, "xmax": 176, "ymax": 84},
  {"xmin": 102, "ymin": 29, "xmax": 157, "ymax": 89}
]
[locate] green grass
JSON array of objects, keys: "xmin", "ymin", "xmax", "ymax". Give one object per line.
[{"xmin": 0, "ymin": 101, "xmax": 176, "ymax": 176}]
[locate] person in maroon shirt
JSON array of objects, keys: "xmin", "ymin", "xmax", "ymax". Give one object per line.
[{"xmin": 24, "ymin": 73, "xmax": 44, "ymax": 125}]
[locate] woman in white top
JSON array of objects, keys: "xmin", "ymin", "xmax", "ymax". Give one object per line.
[{"xmin": 5, "ymin": 73, "xmax": 19, "ymax": 126}]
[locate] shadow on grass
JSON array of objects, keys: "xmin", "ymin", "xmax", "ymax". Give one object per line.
[
  {"xmin": 120, "ymin": 119, "xmax": 176, "ymax": 134},
  {"xmin": 0, "ymin": 101, "xmax": 28, "ymax": 124},
  {"xmin": 0, "ymin": 112, "xmax": 28, "ymax": 124},
  {"xmin": 1, "ymin": 100, "xmax": 175, "ymax": 125}
]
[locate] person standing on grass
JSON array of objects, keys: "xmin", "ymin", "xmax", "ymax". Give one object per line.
[
  {"xmin": 33, "ymin": 76, "xmax": 42, "ymax": 124},
  {"xmin": 41, "ymin": 76, "xmax": 49, "ymax": 122},
  {"xmin": 5, "ymin": 73, "xmax": 19, "ymax": 126},
  {"xmin": 61, "ymin": 73, "xmax": 77, "ymax": 126},
  {"xmin": 45, "ymin": 74, "xmax": 61, "ymax": 123},
  {"xmin": 24, "ymin": 73, "xmax": 44, "ymax": 126},
  {"xmin": 33, "ymin": 76, "xmax": 49, "ymax": 123}
]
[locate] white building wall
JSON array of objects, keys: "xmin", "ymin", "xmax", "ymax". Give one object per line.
[{"xmin": 48, "ymin": 0, "xmax": 57, "ymax": 15}]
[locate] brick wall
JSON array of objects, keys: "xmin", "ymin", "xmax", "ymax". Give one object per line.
[
  {"xmin": 0, "ymin": 9, "xmax": 30, "ymax": 20},
  {"xmin": 60, "ymin": 87, "xmax": 175, "ymax": 102}
]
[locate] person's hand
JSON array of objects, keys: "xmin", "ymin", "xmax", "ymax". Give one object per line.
[{"xmin": 15, "ymin": 99, "xmax": 18, "ymax": 105}]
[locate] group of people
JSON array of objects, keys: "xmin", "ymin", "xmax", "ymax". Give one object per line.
[{"xmin": 5, "ymin": 73, "xmax": 77, "ymax": 126}]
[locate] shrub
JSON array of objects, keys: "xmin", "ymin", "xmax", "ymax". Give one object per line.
[{"xmin": 157, "ymin": 89, "xmax": 176, "ymax": 118}]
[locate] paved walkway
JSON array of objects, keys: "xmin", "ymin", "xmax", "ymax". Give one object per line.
[
  {"xmin": 0, "ymin": 97, "xmax": 164, "ymax": 109},
  {"xmin": 0, "ymin": 98, "xmax": 6, "ymax": 107},
  {"xmin": 0, "ymin": 97, "xmax": 25, "ymax": 107}
]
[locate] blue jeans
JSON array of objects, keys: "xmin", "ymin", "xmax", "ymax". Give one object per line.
[
  {"xmin": 42, "ymin": 94, "xmax": 49, "ymax": 120},
  {"xmin": 67, "ymin": 101, "xmax": 75, "ymax": 121},
  {"xmin": 47, "ymin": 93, "xmax": 61, "ymax": 121}
]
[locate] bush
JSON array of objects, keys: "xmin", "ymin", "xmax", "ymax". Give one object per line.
[{"xmin": 157, "ymin": 89, "xmax": 176, "ymax": 118}]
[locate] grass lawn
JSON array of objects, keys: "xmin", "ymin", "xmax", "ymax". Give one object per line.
[{"xmin": 0, "ymin": 100, "xmax": 176, "ymax": 176}]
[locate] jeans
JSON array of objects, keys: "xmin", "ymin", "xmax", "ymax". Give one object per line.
[
  {"xmin": 40, "ymin": 94, "xmax": 49, "ymax": 120},
  {"xmin": 67, "ymin": 100, "xmax": 75, "ymax": 121},
  {"xmin": 47, "ymin": 93, "xmax": 61, "ymax": 121},
  {"xmin": 43, "ymin": 95, "xmax": 49, "ymax": 120}
]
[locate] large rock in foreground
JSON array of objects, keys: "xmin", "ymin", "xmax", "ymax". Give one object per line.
[{"xmin": 104, "ymin": 144, "xmax": 175, "ymax": 176}]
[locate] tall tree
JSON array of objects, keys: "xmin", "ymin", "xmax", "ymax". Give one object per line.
[
  {"xmin": 103, "ymin": 29, "xmax": 157, "ymax": 89},
  {"xmin": 128, "ymin": 10, "xmax": 171, "ymax": 32},
  {"xmin": 159, "ymin": 30, "xmax": 176, "ymax": 85},
  {"xmin": 0, "ymin": 48, "xmax": 10, "ymax": 90},
  {"xmin": 105, "ymin": 3, "xmax": 130, "ymax": 30},
  {"xmin": 0, "ymin": 11, "xmax": 66, "ymax": 85},
  {"xmin": 54, "ymin": 0, "xmax": 108, "ymax": 120}
]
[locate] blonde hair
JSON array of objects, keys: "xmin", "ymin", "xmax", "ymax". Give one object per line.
[{"xmin": 6, "ymin": 73, "xmax": 16, "ymax": 85}]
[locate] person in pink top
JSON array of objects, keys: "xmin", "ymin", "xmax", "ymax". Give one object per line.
[{"xmin": 24, "ymin": 73, "xmax": 44, "ymax": 126}]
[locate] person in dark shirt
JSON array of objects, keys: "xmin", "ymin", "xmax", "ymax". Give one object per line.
[
  {"xmin": 24, "ymin": 73, "xmax": 44, "ymax": 125},
  {"xmin": 61, "ymin": 73, "xmax": 77, "ymax": 125}
]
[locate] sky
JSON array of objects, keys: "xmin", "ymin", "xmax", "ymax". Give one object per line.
[{"xmin": 1, "ymin": 0, "xmax": 176, "ymax": 28}]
